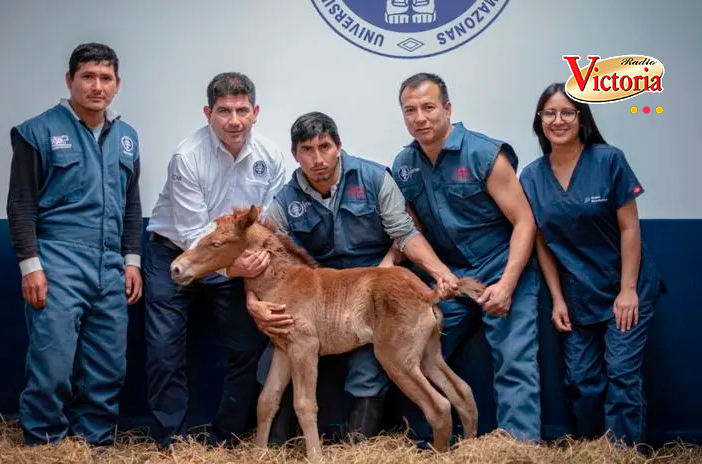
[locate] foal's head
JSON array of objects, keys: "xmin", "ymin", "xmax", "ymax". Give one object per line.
[{"xmin": 170, "ymin": 205, "xmax": 262, "ymax": 286}]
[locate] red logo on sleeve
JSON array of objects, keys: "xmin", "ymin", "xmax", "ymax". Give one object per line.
[{"xmin": 632, "ymin": 185, "xmax": 643, "ymax": 194}]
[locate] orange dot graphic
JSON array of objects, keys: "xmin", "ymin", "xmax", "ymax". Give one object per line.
[
  {"xmin": 630, "ymin": 107, "xmax": 638, "ymax": 114},
  {"xmin": 656, "ymin": 107, "xmax": 663, "ymax": 114}
]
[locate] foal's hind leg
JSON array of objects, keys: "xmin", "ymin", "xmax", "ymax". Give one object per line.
[
  {"xmin": 421, "ymin": 326, "xmax": 479, "ymax": 439},
  {"xmin": 255, "ymin": 347, "xmax": 292, "ymax": 448},
  {"xmin": 375, "ymin": 345, "xmax": 453, "ymax": 452}
]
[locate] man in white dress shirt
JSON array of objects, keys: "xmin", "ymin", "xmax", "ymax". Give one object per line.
[{"xmin": 143, "ymin": 72, "xmax": 286, "ymax": 448}]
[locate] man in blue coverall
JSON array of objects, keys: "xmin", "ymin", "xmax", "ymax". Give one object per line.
[
  {"xmin": 247, "ymin": 111, "xmax": 459, "ymax": 444},
  {"xmin": 390, "ymin": 73, "xmax": 542, "ymax": 442},
  {"xmin": 6, "ymin": 42, "xmax": 143, "ymax": 446}
]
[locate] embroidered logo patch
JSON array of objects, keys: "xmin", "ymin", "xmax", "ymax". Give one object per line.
[
  {"xmin": 453, "ymin": 166, "xmax": 471, "ymax": 181},
  {"xmin": 288, "ymin": 201, "xmax": 307, "ymax": 218},
  {"xmin": 253, "ymin": 160, "xmax": 267, "ymax": 178},
  {"xmin": 398, "ymin": 166, "xmax": 410, "ymax": 181},
  {"xmin": 397, "ymin": 165, "xmax": 420, "ymax": 181},
  {"xmin": 50, "ymin": 135, "xmax": 71, "ymax": 150},
  {"xmin": 121, "ymin": 136, "xmax": 135, "ymax": 156},
  {"xmin": 584, "ymin": 195, "xmax": 607, "ymax": 204}
]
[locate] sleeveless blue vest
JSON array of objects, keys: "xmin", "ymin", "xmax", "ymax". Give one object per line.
[
  {"xmin": 275, "ymin": 151, "xmax": 392, "ymax": 269},
  {"xmin": 14, "ymin": 103, "xmax": 139, "ymax": 253},
  {"xmin": 392, "ymin": 122, "xmax": 516, "ymax": 272}
]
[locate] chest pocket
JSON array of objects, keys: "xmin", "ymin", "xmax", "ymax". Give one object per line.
[
  {"xmin": 288, "ymin": 212, "xmax": 330, "ymax": 257},
  {"xmin": 338, "ymin": 201, "xmax": 385, "ymax": 249},
  {"xmin": 444, "ymin": 181, "xmax": 500, "ymax": 223},
  {"xmin": 40, "ymin": 150, "xmax": 85, "ymax": 207},
  {"xmin": 401, "ymin": 180, "xmax": 423, "ymax": 202},
  {"xmin": 399, "ymin": 180, "xmax": 435, "ymax": 231},
  {"xmin": 400, "ymin": 179, "xmax": 426, "ymax": 212},
  {"xmin": 230, "ymin": 176, "xmax": 269, "ymax": 206},
  {"xmin": 561, "ymin": 187, "xmax": 614, "ymax": 246},
  {"xmin": 246, "ymin": 177, "xmax": 269, "ymax": 198}
]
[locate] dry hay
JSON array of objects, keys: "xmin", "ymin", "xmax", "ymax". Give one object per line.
[{"xmin": 1, "ymin": 418, "xmax": 701, "ymax": 464}]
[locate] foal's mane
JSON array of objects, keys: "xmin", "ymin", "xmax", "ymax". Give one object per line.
[
  {"xmin": 225, "ymin": 206, "xmax": 318, "ymax": 268},
  {"xmin": 258, "ymin": 218, "xmax": 319, "ymax": 268}
]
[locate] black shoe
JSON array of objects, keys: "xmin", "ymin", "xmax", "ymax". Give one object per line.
[
  {"xmin": 346, "ymin": 396, "xmax": 385, "ymax": 443},
  {"xmin": 268, "ymin": 387, "xmax": 299, "ymax": 447}
]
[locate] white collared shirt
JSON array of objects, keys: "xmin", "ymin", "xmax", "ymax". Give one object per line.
[{"xmin": 147, "ymin": 124, "xmax": 286, "ymax": 250}]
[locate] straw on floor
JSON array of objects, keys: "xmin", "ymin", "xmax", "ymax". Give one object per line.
[{"xmin": 1, "ymin": 419, "xmax": 700, "ymax": 464}]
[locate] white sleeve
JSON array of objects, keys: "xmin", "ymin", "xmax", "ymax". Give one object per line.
[{"xmin": 169, "ymin": 154, "xmax": 212, "ymax": 249}]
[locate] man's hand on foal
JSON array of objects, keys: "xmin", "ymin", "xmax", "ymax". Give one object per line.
[
  {"xmin": 435, "ymin": 272, "xmax": 459, "ymax": 299},
  {"xmin": 247, "ymin": 299, "xmax": 294, "ymax": 338},
  {"xmin": 227, "ymin": 249, "xmax": 270, "ymax": 278},
  {"xmin": 477, "ymin": 279, "xmax": 513, "ymax": 316}
]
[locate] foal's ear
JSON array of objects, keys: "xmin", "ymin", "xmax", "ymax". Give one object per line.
[{"xmin": 235, "ymin": 205, "xmax": 259, "ymax": 231}]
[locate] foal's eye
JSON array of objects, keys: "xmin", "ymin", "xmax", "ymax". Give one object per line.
[{"xmin": 211, "ymin": 241, "xmax": 223, "ymax": 248}]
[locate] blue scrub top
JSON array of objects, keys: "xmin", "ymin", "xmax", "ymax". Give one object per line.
[{"xmin": 520, "ymin": 143, "xmax": 664, "ymax": 325}]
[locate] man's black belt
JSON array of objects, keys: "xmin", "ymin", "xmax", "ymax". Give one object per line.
[{"xmin": 148, "ymin": 232, "xmax": 183, "ymax": 253}]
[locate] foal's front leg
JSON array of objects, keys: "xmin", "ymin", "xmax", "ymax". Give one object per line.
[
  {"xmin": 255, "ymin": 347, "xmax": 291, "ymax": 448},
  {"xmin": 289, "ymin": 340, "xmax": 322, "ymax": 462}
]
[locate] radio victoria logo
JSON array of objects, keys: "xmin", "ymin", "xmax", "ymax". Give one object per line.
[
  {"xmin": 311, "ymin": 0, "xmax": 510, "ymax": 59},
  {"xmin": 563, "ymin": 54, "xmax": 665, "ymax": 104}
]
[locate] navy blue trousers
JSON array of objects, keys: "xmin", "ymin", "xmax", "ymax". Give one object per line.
[
  {"xmin": 143, "ymin": 236, "xmax": 266, "ymax": 447},
  {"xmin": 563, "ymin": 302, "xmax": 656, "ymax": 445},
  {"xmin": 258, "ymin": 343, "xmax": 389, "ymax": 399},
  {"xmin": 395, "ymin": 262, "xmax": 542, "ymax": 444},
  {"xmin": 20, "ymin": 240, "xmax": 128, "ymax": 446}
]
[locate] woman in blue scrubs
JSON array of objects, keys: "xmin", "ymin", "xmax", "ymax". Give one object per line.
[{"xmin": 519, "ymin": 82, "xmax": 665, "ymax": 446}]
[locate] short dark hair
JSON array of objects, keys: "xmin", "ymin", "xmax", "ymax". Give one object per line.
[
  {"xmin": 206, "ymin": 72, "xmax": 256, "ymax": 108},
  {"xmin": 398, "ymin": 72, "xmax": 450, "ymax": 106},
  {"xmin": 532, "ymin": 82, "xmax": 607, "ymax": 154},
  {"xmin": 290, "ymin": 112, "xmax": 342, "ymax": 153},
  {"xmin": 68, "ymin": 43, "xmax": 119, "ymax": 79}
]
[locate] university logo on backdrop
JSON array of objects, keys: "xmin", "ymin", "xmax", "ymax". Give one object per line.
[{"xmin": 311, "ymin": 0, "xmax": 510, "ymax": 59}]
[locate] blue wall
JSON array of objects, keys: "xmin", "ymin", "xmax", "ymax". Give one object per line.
[{"xmin": 1, "ymin": 218, "xmax": 700, "ymax": 446}]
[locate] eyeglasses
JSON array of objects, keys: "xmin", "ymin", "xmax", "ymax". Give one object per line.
[{"xmin": 537, "ymin": 108, "xmax": 580, "ymax": 124}]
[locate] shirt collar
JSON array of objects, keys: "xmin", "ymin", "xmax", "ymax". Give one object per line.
[
  {"xmin": 208, "ymin": 124, "xmax": 256, "ymax": 160},
  {"xmin": 60, "ymin": 98, "xmax": 120, "ymax": 122},
  {"xmin": 405, "ymin": 121, "xmax": 466, "ymax": 152},
  {"xmin": 444, "ymin": 122, "xmax": 465, "ymax": 150}
]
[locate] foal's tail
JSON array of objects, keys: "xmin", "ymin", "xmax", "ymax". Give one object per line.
[{"xmin": 431, "ymin": 276, "xmax": 487, "ymax": 305}]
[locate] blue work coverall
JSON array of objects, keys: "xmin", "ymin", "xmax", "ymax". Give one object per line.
[
  {"xmin": 12, "ymin": 102, "xmax": 139, "ymax": 445},
  {"xmin": 392, "ymin": 122, "xmax": 542, "ymax": 442}
]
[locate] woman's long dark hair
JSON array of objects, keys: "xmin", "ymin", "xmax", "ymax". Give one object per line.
[{"xmin": 532, "ymin": 82, "xmax": 608, "ymax": 154}]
